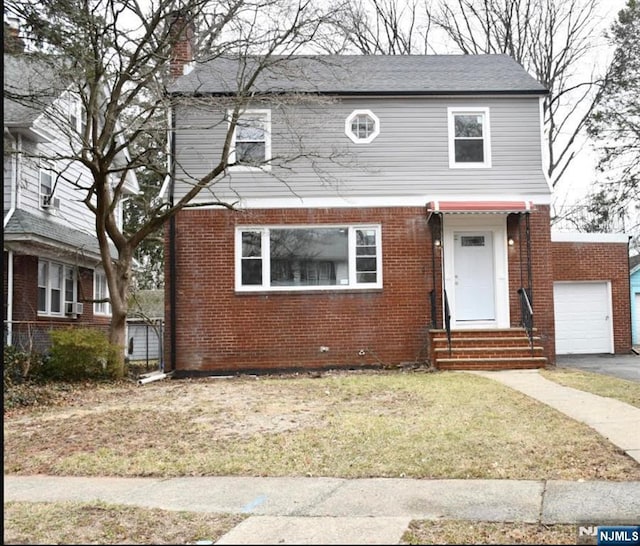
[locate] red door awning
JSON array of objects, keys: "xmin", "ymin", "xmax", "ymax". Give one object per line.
[{"xmin": 427, "ymin": 200, "xmax": 534, "ymax": 213}]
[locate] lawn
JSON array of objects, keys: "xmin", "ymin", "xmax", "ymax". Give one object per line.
[
  {"xmin": 4, "ymin": 500, "xmax": 583, "ymax": 545},
  {"xmin": 4, "ymin": 369, "xmax": 639, "ymax": 545},
  {"xmin": 540, "ymin": 367, "xmax": 640, "ymax": 408}
]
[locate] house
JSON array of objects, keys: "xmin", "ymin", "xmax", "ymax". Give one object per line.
[
  {"xmin": 126, "ymin": 289, "xmax": 164, "ymax": 364},
  {"xmin": 631, "ymin": 254, "xmax": 640, "ymax": 349},
  {"xmin": 164, "ymin": 46, "xmax": 632, "ymax": 375},
  {"xmin": 3, "ymin": 25, "xmax": 138, "ymax": 352}
]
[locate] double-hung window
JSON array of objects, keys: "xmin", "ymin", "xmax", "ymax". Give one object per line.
[
  {"xmin": 229, "ymin": 109, "xmax": 271, "ymax": 170},
  {"xmin": 38, "ymin": 260, "xmax": 76, "ymax": 316},
  {"xmin": 236, "ymin": 225, "xmax": 382, "ymax": 291},
  {"xmin": 94, "ymin": 270, "xmax": 111, "ymax": 315},
  {"xmin": 448, "ymin": 107, "xmax": 491, "ymax": 168},
  {"xmin": 69, "ymin": 93, "xmax": 87, "ymax": 136},
  {"xmin": 39, "ymin": 168, "xmax": 55, "ymax": 209}
]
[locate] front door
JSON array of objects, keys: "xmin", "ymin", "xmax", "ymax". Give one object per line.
[{"xmin": 453, "ymin": 231, "xmax": 495, "ymax": 321}]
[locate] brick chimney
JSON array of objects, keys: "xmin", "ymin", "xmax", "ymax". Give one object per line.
[
  {"xmin": 168, "ymin": 10, "xmax": 194, "ymax": 79},
  {"xmin": 4, "ymin": 16, "xmax": 25, "ymax": 53}
]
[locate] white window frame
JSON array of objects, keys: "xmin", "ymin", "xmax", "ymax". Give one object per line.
[
  {"xmin": 228, "ymin": 109, "xmax": 271, "ymax": 171},
  {"xmin": 345, "ymin": 109, "xmax": 380, "ymax": 144},
  {"xmin": 94, "ymin": 270, "xmax": 111, "ymax": 316},
  {"xmin": 37, "ymin": 259, "xmax": 77, "ymax": 316},
  {"xmin": 39, "ymin": 168, "xmax": 54, "ymax": 209},
  {"xmin": 68, "ymin": 92, "xmax": 87, "ymax": 135},
  {"xmin": 448, "ymin": 107, "xmax": 492, "ymax": 168},
  {"xmin": 235, "ymin": 225, "xmax": 383, "ymax": 292}
]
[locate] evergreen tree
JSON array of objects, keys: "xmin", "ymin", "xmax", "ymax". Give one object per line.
[{"xmin": 585, "ymin": 0, "xmax": 639, "ymax": 246}]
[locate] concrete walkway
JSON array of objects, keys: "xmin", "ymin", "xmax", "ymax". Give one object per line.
[{"xmin": 5, "ymin": 369, "xmax": 640, "ymax": 545}]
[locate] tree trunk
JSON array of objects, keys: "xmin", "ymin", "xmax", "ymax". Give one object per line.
[
  {"xmin": 108, "ymin": 305, "xmax": 128, "ymax": 379},
  {"xmin": 107, "ymin": 251, "xmax": 134, "ymax": 379}
]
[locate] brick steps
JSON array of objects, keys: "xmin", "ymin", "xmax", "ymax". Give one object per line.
[
  {"xmin": 429, "ymin": 328, "xmax": 547, "ymax": 370},
  {"xmin": 437, "ymin": 356, "xmax": 547, "ymax": 370}
]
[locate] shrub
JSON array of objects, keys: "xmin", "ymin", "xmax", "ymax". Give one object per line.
[
  {"xmin": 3, "ymin": 345, "xmax": 44, "ymax": 387},
  {"xmin": 42, "ymin": 328, "xmax": 120, "ymax": 381}
]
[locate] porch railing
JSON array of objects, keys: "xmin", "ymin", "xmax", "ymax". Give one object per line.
[
  {"xmin": 517, "ymin": 288, "xmax": 535, "ymax": 355},
  {"xmin": 443, "ymin": 289, "xmax": 452, "ymax": 356},
  {"xmin": 429, "ymin": 289, "xmax": 437, "ymax": 329}
]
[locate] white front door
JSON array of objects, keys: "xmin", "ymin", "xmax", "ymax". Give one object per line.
[
  {"xmin": 453, "ymin": 231, "xmax": 495, "ymax": 321},
  {"xmin": 442, "ymin": 215, "xmax": 510, "ymax": 329}
]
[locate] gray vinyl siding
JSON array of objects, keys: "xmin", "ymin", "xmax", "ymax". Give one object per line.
[
  {"xmin": 3, "ymin": 140, "xmax": 13, "ymax": 216},
  {"xmin": 127, "ymin": 322, "xmax": 162, "ymax": 362},
  {"xmin": 15, "ymin": 137, "xmax": 98, "ymax": 235},
  {"xmin": 172, "ymin": 96, "xmax": 550, "ymax": 204}
]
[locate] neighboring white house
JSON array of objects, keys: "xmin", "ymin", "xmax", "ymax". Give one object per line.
[{"xmin": 3, "ymin": 26, "xmax": 138, "ymax": 351}]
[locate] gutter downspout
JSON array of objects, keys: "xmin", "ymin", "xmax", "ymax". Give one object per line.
[
  {"xmin": 169, "ymin": 105, "xmax": 177, "ymax": 373},
  {"xmin": 3, "ymin": 129, "xmax": 20, "ymax": 228},
  {"xmin": 7, "ymin": 251, "xmax": 14, "ymax": 346},
  {"xmin": 4, "ymin": 129, "xmax": 20, "ymax": 346}
]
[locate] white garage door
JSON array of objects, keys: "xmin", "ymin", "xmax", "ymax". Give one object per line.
[{"xmin": 554, "ymin": 282, "xmax": 613, "ymax": 354}]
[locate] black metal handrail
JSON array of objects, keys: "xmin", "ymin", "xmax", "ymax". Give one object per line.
[
  {"xmin": 429, "ymin": 289, "xmax": 437, "ymax": 329},
  {"xmin": 517, "ymin": 287, "xmax": 535, "ymax": 355},
  {"xmin": 443, "ymin": 289, "xmax": 452, "ymax": 356}
]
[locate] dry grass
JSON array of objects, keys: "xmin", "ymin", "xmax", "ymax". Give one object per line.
[
  {"xmin": 401, "ymin": 521, "xmax": 582, "ymax": 545},
  {"xmin": 4, "ymin": 370, "xmax": 639, "ymax": 480},
  {"xmin": 3, "ymin": 501, "xmax": 244, "ymax": 545},
  {"xmin": 4, "ymin": 369, "xmax": 638, "ymax": 545},
  {"xmin": 3, "ymin": 502, "xmax": 588, "ymax": 546},
  {"xmin": 540, "ymin": 368, "xmax": 640, "ymax": 408}
]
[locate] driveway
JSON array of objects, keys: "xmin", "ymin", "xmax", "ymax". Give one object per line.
[{"xmin": 554, "ymin": 353, "xmax": 640, "ymax": 382}]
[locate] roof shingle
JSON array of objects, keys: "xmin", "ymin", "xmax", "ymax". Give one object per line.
[{"xmin": 169, "ymin": 54, "xmax": 548, "ymax": 96}]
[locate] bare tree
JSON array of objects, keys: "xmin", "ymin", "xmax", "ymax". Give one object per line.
[
  {"xmin": 321, "ymin": 0, "xmax": 433, "ymax": 54},
  {"xmin": 4, "ymin": 0, "xmax": 341, "ymax": 376},
  {"xmin": 426, "ymin": 0, "xmax": 605, "ymax": 188}
]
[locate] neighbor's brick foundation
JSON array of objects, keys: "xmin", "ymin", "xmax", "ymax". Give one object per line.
[
  {"xmin": 165, "ymin": 206, "xmax": 559, "ymax": 375},
  {"xmin": 4, "ymin": 251, "xmax": 110, "ymax": 351},
  {"xmin": 552, "ymin": 240, "xmax": 631, "ymax": 354}
]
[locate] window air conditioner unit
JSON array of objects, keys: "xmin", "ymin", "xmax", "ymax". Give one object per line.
[
  {"xmin": 42, "ymin": 195, "xmax": 60, "ymax": 210},
  {"xmin": 65, "ymin": 302, "xmax": 83, "ymax": 316}
]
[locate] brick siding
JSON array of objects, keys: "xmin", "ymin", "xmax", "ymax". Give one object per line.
[
  {"xmin": 165, "ymin": 206, "xmax": 558, "ymax": 374},
  {"xmin": 552, "ymin": 240, "xmax": 631, "ymax": 353}
]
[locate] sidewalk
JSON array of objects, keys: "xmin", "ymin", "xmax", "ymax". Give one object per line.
[
  {"xmin": 4, "ymin": 369, "xmax": 640, "ymax": 545},
  {"xmin": 5, "ymin": 475, "xmax": 640, "ymax": 544}
]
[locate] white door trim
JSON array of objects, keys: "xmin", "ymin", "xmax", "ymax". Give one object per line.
[{"xmin": 442, "ymin": 214, "xmax": 510, "ymax": 329}]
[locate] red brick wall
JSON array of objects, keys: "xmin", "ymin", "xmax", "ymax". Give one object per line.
[
  {"xmin": 165, "ymin": 206, "xmax": 559, "ymax": 374},
  {"xmin": 552, "ymin": 240, "xmax": 631, "ymax": 353},
  {"xmin": 505, "ymin": 206, "xmax": 556, "ymax": 364},
  {"xmin": 166, "ymin": 207, "xmax": 434, "ymax": 374}
]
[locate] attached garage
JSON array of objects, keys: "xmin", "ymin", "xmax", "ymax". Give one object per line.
[{"xmin": 553, "ymin": 281, "xmax": 613, "ymax": 354}]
